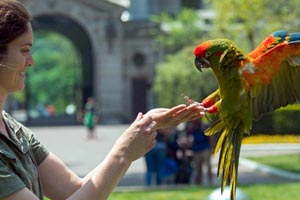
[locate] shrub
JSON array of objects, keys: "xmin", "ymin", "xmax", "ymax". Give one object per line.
[{"xmin": 251, "ymin": 104, "xmax": 300, "ymax": 135}]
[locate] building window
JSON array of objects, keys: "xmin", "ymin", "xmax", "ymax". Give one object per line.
[{"xmin": 132, "ymin": 52, "xmax": 146, "ymax": 68}]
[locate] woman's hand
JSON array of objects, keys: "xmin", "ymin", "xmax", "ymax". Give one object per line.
[
  {"xmin": 145, "ymin": 104, "xmax": 205, "ymax": 130},
  {"xmin": 113, "ymin": 113, "xmax": 158, "ymax": 163}
]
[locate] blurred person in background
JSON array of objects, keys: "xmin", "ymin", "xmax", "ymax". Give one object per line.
[
  {"xmin": 174, "ymin": 130, "xmax": 193, "ymax": 184},
  {"xmin": 186, "ymin": 119, "xmax": 213, "ymax": 185},
  {"xmin": 84, "ymin": 96, "xmax": 98, "ymax": 139},
  {"xmin": 161, "ymin": 127, "xmax": 179, "ymax": 184},
  {"xmin": 144, "ymin": 129, "xmax": 166, "ymax": 185}
]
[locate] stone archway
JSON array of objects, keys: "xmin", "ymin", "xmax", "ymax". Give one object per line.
[
  {"xmin": 20, "ymin": 0, "xmax": 127, "ymax": 124},
  {"xmin": 32, "ymin": 14, "xmax": 94, "ymax": 106},
  {"xmin": 25, "ymin": 14, "xmax": 94, "ymax": 125}
]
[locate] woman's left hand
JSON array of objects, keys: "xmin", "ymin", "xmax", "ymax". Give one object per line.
[{"xmin": 144, "ymin": 104, "xmax": 205, "ymax": 130}]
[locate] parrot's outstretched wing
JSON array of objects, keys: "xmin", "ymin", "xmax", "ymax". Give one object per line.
[{"xmin": 241, "ymin": 30, "xmax": 300, "ymax": 119}]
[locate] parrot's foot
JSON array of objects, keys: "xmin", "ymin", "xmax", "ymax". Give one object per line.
[{"xmin": 181, "ymin": 94, "xmax": 217, "ymax": 122}]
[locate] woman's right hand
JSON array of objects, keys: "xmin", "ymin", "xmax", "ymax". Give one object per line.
[{"xmin": 112, "ymin": 113, "xmax": 157, "ymax": 163}]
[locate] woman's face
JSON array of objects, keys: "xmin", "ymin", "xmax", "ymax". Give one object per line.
[{"xmin": 0, "ymin": 22, "xmax": 34, "ymax": 94}]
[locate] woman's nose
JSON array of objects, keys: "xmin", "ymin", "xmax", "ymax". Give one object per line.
[{"xmin": 27, "ymin": 54, "xmax": 35, "ymax": 67}]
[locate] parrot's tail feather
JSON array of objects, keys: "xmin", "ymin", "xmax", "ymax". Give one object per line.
[
  {"xmin": 229, "ymin": 128, "xmax": 244, "ymax": 200},
  {"xmin": 220, "ymin": 128, "xmax": 234, "ymax": 192},
  {"xmin": 206, "ymin": 119, "xmax": 244, "ymax": 200},
  {"xmin": 213, "ymin": 129, "xmax": 228, "ymax": 156},
  {"xmin": 204, "ymin": 119, "xmax": 224, "ymax": 136}
]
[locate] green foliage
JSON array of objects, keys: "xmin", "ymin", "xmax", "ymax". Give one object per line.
[
  {"xmin": 154, "ymin": 46, "xmax": 217, "ymax": 107},
  {"xmin": 27, "ymin": 31, "xmax": 81, "ymax": 115},
  {"xmin": 151, "ymin": 8, "xmax": 207, "ymax": 54},
  {"xmin": 206, "ymin": 0, "xmax": 300, "ymax": 50},
  {"xmin": 152, "ymin": 9, "xmax": 218, "ymax": 108},
  {"xmin": 252, "ymin": 104, "xmax": 300, "ymax": 134},
  {"xmin": 13, "ymin": 91, "xmax": 26, "ymax": 103},
  {"xmin": 273, "ymin": 104, "xmax": 300, "ymax": 134},
  {"xmin": 251, "ymin": 113, "xmax": 274, "ymax": 134}
]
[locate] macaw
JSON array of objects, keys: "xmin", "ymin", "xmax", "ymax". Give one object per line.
[{"xmin": 191, "ymin": 30, "xmax": 300, "ymax": 200}]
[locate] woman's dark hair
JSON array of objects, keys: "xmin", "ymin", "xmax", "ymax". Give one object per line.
[{"xmin": 0, "ymin": 0, "xmax": 30, "ymax": 55}]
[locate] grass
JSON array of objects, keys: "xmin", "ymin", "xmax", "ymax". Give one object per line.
[
  {"xmin": 44, "ymin": 183, "xmax": 300, "ymax": 200},
  {"xmin": 246, "ymin": 153, "xmax": 300, "ymax": 173},
  {"xmin": 242, "ymin": 183, "xmax": 300, "ymax": 200},
  {"xmin": 111, "ymin": 186, "xmax": 212, "ymax": 200},
  {"xmin": 108, "ymin": 183, "xmax": 300, "ymax": 200},
  {"xmin": 243, "ymin": 135, "xmax": 300, "ymax": 172}
]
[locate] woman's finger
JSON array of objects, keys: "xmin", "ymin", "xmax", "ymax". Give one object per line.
[{"xmin": 134, "ymin": 112, "xmax": 143, "ymax": 122}]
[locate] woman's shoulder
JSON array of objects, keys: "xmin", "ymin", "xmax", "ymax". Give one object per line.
[{"xmin": 2, "ymin": 111, "xmax": 34, "ymax": 138}]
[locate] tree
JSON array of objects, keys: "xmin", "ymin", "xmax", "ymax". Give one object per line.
[
  {"xmin": 151, "ymin": 8, "xmax": 208, "ymax": 54},
  {"xmin": 154, "ymin": 46, "xmax": 217, "ymax": 107},
  {"xmin": 24, "ymin": 31, "xmax": 81, "ymax": 115},
  {"xmin": 152, "ymin": 8, "xmax": 218, "ymax": 107},
  {"xmin": 207, "ymin": 0, "xmax": 300, "ymax": 51}
]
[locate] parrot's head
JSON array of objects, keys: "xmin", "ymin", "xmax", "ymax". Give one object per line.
[{"xmin": 194, "ymin": 39, "xmax": 237, "ymax": 72}]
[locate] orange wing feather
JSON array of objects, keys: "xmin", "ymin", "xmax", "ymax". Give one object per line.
[
  {"xmin": 240, "ymin": 31, "xmax": 300, "ymax": 119},
  {"xmin": 247, "ymin": 35, "xmax": 281, "ymax": 59}
]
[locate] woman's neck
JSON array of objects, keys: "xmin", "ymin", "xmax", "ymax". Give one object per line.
[
  {"xmin": 0, "ymin": 93, "xmax": 6, "ymax": 113},
  {"xmin": 0, "ymin": 117, "xmax": 8, "ymax": 137},
  {"xmin": 0, "ymin": 94, "xmax": 8, "ymax": 137}
]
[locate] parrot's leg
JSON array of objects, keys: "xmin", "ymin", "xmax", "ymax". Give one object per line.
[
  {"xmin": 202, "ymin": 89, "xmax": 220, "ymax": 108},
  {"xmin": 205, "ymin": 99, "xmax": 220, "ymax": 113},
  {"xmin": 182, "ymin": 94, "xmax": 220, "ymax": 114},
  {"xmin": 182, "ymin": 94, "xmax": 217, "ymax": 121}
]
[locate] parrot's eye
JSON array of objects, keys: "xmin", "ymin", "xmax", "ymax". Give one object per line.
[{"xmin": 205, "ymin": 51, "xmax": 212, "ymax": 58}]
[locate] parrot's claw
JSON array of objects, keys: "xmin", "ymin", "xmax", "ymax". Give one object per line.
[
  {"xmin": 202, "ymin": 108, "xmax": 214, "ymax": 122},
  {"xmin": 181, "ymin": 94, "xmax": 214, "ymax": 121},
  {"xmin": 181, "ymin": 94, "xmax": 202, "ymax": 106}
]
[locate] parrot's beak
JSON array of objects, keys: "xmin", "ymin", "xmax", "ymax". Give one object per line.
[{"xmin": 194, "ymin": 56, "xmax": 210, "ymax": 72}]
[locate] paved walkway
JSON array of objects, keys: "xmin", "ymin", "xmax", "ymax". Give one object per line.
[{"xmin": 32, "ymin": 125, "xmax": 300, "ymax": 189}]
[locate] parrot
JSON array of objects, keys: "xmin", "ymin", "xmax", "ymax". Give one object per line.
[{"xmin": 191, "ymin": 30, "xmax": 300, "ymax": 200}]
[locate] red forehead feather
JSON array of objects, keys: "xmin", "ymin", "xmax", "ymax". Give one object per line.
[{"xmin": 194, "ymin": 41, "xmax": 211, "ymax": 57}]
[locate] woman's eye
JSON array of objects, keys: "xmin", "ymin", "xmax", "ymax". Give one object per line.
[{"xmin": 21, "ymin": 49, "xmax": 31, "ymax": 54}]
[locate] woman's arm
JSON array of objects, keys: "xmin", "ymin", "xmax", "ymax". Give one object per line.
[
  {"xmin": 38, "ymin": 113, "xmax": 156, "ymax": 200},
  {"xmin": 1, "ymin": 188, "xmax": 40, "ymax": 200}
]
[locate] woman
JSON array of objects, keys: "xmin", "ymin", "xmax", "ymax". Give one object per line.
[{"xmin": 0, "ymin": 1, "xmax": 204, "ymax": 200}]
